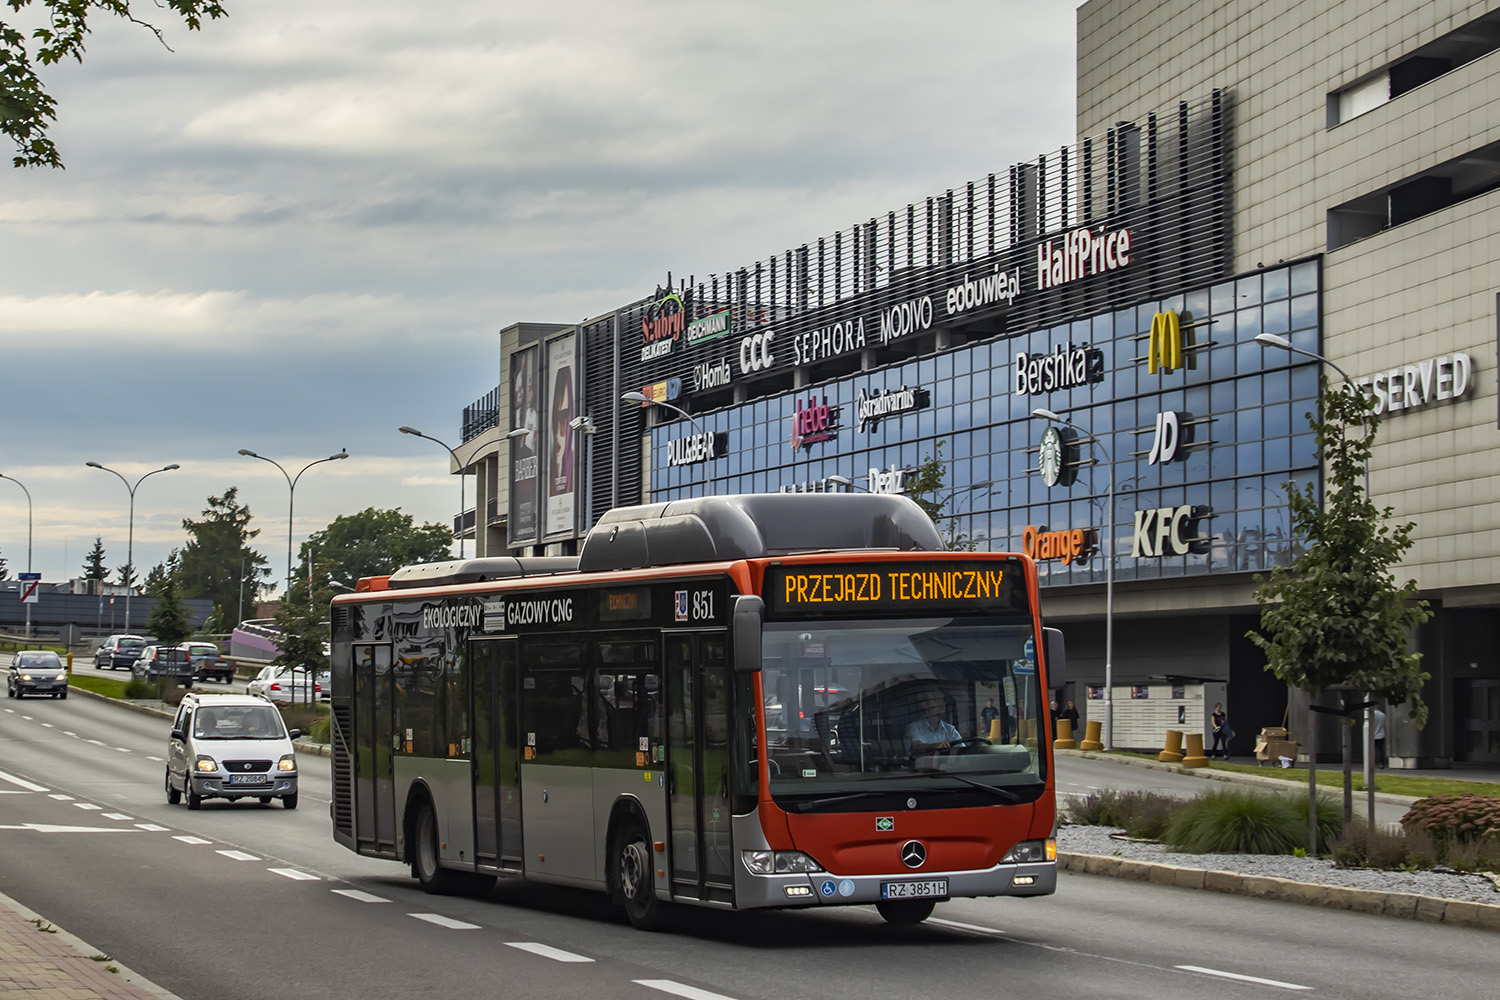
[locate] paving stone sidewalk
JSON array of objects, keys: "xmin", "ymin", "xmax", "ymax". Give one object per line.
[{"xmin": 0, "ymin": 890, "xmax": 179, "ymax": 1000}]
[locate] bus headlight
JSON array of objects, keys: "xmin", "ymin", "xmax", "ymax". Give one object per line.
[
  {"xmin": 1002, "ymin": 839, "xmax": 1055, "ymax": 863},
  {"xmin": 742, "ymin": 850, "xmax": 824, "ymax": 875}
]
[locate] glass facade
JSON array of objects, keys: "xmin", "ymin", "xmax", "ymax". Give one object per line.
[{"xmin": 649, "ymin": 260, "xmax": 1321, "ymax": 590}]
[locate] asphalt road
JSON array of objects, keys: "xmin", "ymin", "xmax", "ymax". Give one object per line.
[{"xmin": 2, "ymin": 695, "xmax": 1495, "ymax": 1000}]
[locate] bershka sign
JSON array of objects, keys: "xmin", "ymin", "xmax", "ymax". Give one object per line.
[
  {"xmin": 640, "ymin": 291, "xmax": 688, "ymax": 361},
  {"xmin": 666, "ymin": 431, "xmax": 726, "ymax": 467},
  {"xmin": 789, "ymin": 396, "xmax": 839, "ymax": 451},
  {"xmin": 1013, "ymin": 343, "xmax": 1105, "ymax": 395},
  {"xmin": 1353, "ymin": 353, "xmax": 1473, "ymax": 415},
  {"xmin": 944, "ymin": 265, "xmax": 1020, "ymax": 318},
  {"xmin": 856, "ymin": 385, "xmax": 927, "ymax": 431},
  {"xmin": 1021, "ymin": 524, "xmax": 1094, "ymax": 566},
  {"xmin": 1132, "ymin": 504, "xmax": 1212, "ymax": 557},
  {"xmin": 791, "ymin": 317, "xmax": 869, "ymax": 366},
  {"xmin": 1035, "ymin": 226, "xmax": 1133, "ymax": 291}
]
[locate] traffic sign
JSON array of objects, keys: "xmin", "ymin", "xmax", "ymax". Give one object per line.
[{"xmin": 19, "ymin": 572, "xmax": 40, "ymax": 605}]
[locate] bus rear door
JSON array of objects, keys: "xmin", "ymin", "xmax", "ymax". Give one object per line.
[{"xmin": 470, "ymin": 637, "xmax": 523, "ymax": 870}]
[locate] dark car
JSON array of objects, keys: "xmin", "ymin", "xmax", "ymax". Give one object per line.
[
  {"xmin": 96, "ymin": 634, "xmax": 148, "ymax": 671},
  {"xmin": 7, "ymin": 650, "xmax": 68, "ymax": 699},
  {"xmin": 182, "ymin": 642, "xmax": 235, "ymax": 684},
  {"xmin": 132, "ymin": 645, "xmax": 194, "ymax": 685}
]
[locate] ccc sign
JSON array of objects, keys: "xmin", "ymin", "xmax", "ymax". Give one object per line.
[{"xmin": 739, "ymin": 332, "xmax": 776, "ymax": 374}]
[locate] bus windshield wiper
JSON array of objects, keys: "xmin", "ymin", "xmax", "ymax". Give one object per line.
[
  {"xmin": 911, "ymin": 770, "xmax": 1022, "ymax": 802},
  {"xmin": 790, "ymin": 790, "xmax": 892, "ymax": 812}
]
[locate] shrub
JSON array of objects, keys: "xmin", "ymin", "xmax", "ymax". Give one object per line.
[
  {"xmin": 122, "ymin": 679, "xmax": 154, "ymax": 699},
  {"xmin": 1400, "ymin": 793, "xmax": 1500, "ymax": 846},
  {"xmin": 1442, "ymin": 834, "xmax": 1500, "ymax": 874},
  {"xmin": 1330, "ymin": 822, "xmax": 1423, "ymax": 870},
  {"xmin": 307, "ymin": 715, "xmax": 331, "ymax": 744},
  {"xmin": 1165, "ymin": 789, "xmax": 1342, "ymax": 855},
  {"xmin": 1067, "ymin": 788, "xmax": 1182, "ymax": 838}
]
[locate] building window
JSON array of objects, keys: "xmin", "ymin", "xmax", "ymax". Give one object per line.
[
  {"xmin": 1328, "ymin": 138, "xmax": 1500, "ymax": 249},
  {"xmin": 1327, "ymin": 9, "xmax": 1500, "ymax": 127}
]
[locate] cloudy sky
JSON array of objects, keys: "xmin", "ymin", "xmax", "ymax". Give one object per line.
[{"xmin": 1, "ymin": 0, "xmax": 1080, "ymax": 598}]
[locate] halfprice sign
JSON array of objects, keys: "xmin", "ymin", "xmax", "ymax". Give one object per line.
[{"xmin": 19, "ymin": 572, "xmax": 40, "ymax": 604}]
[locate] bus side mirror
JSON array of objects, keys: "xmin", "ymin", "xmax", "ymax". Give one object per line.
[
  {"xmin": 1043, "ymin": 627, "xmax": 1066, "ymax": 691},
  {"xmin": 732, "ymin": 595, "xmax": 764, "ymax": 674}
]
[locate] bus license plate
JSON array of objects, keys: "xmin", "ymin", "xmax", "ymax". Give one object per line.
[
  {"xmin": 228, "ymin": 774, "xmax": 269, "ymax": 785},
  {"xmin": 881, "ymin": 879, "xmax": 948, "ymax": 899}
]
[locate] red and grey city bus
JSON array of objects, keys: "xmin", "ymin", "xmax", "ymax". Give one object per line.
[{"xmin": 328, "ymin": 493, "xmax": 1065, "ymax": 928}]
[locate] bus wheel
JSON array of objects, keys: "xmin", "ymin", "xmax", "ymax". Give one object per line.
[
  {"xmin": 413, "ymin": 801, "xmax": 456, "ymax": 895},
  {"xmin": 876, "ymin": 898, "xmax": 936, "ymax": 925},
  {"xmin": 615, "ymin": 817, "xmax": 668, "ymax": 931}
]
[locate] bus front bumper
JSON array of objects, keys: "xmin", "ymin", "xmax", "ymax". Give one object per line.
[{"xmin": 735, "ymin": 861, "xmax": 1056, "ymax": 910}]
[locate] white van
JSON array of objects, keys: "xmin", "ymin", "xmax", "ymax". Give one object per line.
[{"xmin": 165, "ymin": 692, "xmax": 300, "ymax": 809}]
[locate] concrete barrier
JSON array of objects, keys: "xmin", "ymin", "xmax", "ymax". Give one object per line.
[{"xmin": 1159, "ymin": 728, "xmax": 1185, "ymax": 762}]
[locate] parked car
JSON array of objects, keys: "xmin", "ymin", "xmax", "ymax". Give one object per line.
[
  {"xmin": 132, "ymin": 645, "xmax": 194, "ymax": 685},
  {"xmin": 182, "ymin": 642, "xmax": 235, "ymax": 684},
  {"xmin": 95, "ymin": 634, "xmax": 148, "ymax": 671},
  {"xmin": 165, "ymin": 691, "xmax": 300, "ymax": 809},
  {"xmin": 246, "ymin": 664, "xmax": 321, "ymax": 704},
  {"xmin": 7, "ymin": 650, "xmax": 68, "ymax": 699}
]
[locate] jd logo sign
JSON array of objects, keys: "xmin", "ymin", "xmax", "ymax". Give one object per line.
[
  {"xmin": 1147, "ymin": 411, "xmax": 1181, "ymax": 465},
  {"xmin": 1132, "ymin": 504, "xmax": 1212, "ymax": 557}
]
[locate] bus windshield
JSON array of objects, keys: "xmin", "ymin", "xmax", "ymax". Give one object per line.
[{"xmin": 760, "ymin": 618, "xmax": 1046, "ymax": 807}]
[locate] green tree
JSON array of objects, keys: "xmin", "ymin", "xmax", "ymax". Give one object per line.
[
  {"xmin": 145, "ymin": 572, "xmax": 192, "ymax": 647},
  {"xmin": 0, "ymin": 548, "xmax": 8, "ymax": 579},
  {"xmin": 82, "ymin": 536, "xmax": 108, "ymax": 587},
  {"xmin": 3, "ymin": 1, "xmax": 228, "ymax": 168},
  {"xmin": 270, "ymin": 579, "xmax": 331, "ymax": 706},
  {"xmin": 144, "ymin": 548, "xmax": 179, "ymax": 596},
  {"xmin": 1248, "ymin": 379, "xmax": 1432, "ymax": 839},
  {"xmin": 299, "ymin": 507, "xmax": 453, "ymax": 591},
  {"xmin": 115, "ymin": 561, "xmax": 136, "ymax": 589},
  {"xmin": 176, "ymin": 488, "xmax": 271, "ymax": 617},
  {"xmin": 902, "ymin": 440, "xmax": 981, "ymax": 550}
]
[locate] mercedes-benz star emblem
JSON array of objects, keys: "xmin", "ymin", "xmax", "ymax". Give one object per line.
[{"xmin": 900, "ymin": 840, "xmax": 926, "ymax": 868}]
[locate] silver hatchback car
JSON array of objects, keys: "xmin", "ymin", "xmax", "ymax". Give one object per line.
[{"xmin": 165, "ymin": 692, "xmax": 300, "ymax": 809}]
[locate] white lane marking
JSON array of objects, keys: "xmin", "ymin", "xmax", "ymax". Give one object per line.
[
  {"xmin": 173, "ymin": 835, "xmax": 213, "ymax": 845},
  {"xmin": 928, "ymin": 916, "xmax": 1007, "ymax": 935},
  {"xmin": 115, "ymin": 747, "xmax": 131, "ymax": 753},
  {"xmin": 0, "ymin": 771, "xmax": 50, "ymax": 792},
  {"xmin": 20, "ymin": 715, "xmax": 32, "ymax": 721},
  {"xmin": 1176, "ymin": 966, "xmax": 1311, "ymax": 991},
  {"xmin": 217, "ymin": 850, "xmax": 259, "ymax": 861},
  {"xmin": 41, "ymin": 723, "xmax": 53, "ymax": 728},
  {"xmin": 504, "ymin": 942, "xmax": 593, "ymax": 963},
  {"xmin": 85, "ymin": 739, "xmax": 105, "ymax": 746},
  {"xmin": 146, "ymin": 756, "xmax": 164, "ymax": 762},
  {"xmin": 634, "ymin": 981, "xmax": 739, "ymax": 1000},
  {"xmin": 331, "ymin": 889, "xmax": 390, "ymax": 903},
  {"xmin": 135, "ymin": 824, "xmax": 169, "ymax": 831},
  {"xmin": 2, "ymin": 708, "xmax": 11, "ymax": 713},
  {"xmin": 0, "ymin": 824, "xmax": 134, "ymax": 833},
  {"xmin": 269, "ymin": 868, "xmax": 319, "ymax": 881},
  {"xmin": 408, "ymin": 913, "xmax": 479, "ymax": 929},
  {"xmin": 102, "ymin": 813, "xmax": 133, "ymax": 821},
  {"xmin": 73, "ymin": 803, "xmax": 103, "ymax": 811},
  {"xmin": 48, "ymin": 794, "xmax": 73, "ymax": 800},
  {"xmin": 63, "ymin": 731, "xmax": 77, "ymax": 737}
]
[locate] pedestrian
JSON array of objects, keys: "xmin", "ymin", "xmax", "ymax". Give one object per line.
[
  {"xmin": 1372, "ymin": 704, "xmax": 1387, "ymax": 769},
  {"xmin": 1210, "ymin": 702, "xmax": 1231, "ymax": 759},
  {"xmin": 1059, "ymin": 699, "xmax": 1080, "ymax": 733},
  {"xmin": 980, "ymin": 698, "xmax": 1000, "ymax": 733}
]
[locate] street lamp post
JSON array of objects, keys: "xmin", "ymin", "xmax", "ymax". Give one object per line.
[
  {"xmin": 0, "ymin": 473, "xmax": 33, "ymax": 637},
  {"xmin": 1256, "ymin": 332, "xmax": 1378, "ymax": 821},
  {"xmin": 398, "ymin": 427, "xmax": 467, "ymax": 559},
  {"xmin": 85, "ymin": 461, "xmax": 181, "ymax": 632},
  {"xmin": 1031, "ymin": 407, "xmax": 1115, "ymax": 751},
  {"xmin": 620, "ymin": 391, "xmax": 709, "ymax": 436},
  {"xmin": 238, "ymin": 449, "xmax": 349, "ymax": 600},
  {"xmin": 569, "ymin": 414, "xmax": 597, "ymax": 534}
]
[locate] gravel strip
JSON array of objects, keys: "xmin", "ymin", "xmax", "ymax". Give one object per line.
[{"xmin": 1058, "ymin": 825, "xmax": 1500, "ymax": 905}]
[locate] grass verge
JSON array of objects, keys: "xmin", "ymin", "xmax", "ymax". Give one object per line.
[
  {"xmin": 66, "ymin": 674, "xmax": 132, "ymax": 699},
  {"xmin": 1089, "ymin": 750, "xmax": 1500, "ymax": 798}
]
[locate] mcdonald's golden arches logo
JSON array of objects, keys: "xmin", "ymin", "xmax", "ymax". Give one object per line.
[{"xmin": 1147, "ymin": 310, "xmax": 1184, "ymax": 374}]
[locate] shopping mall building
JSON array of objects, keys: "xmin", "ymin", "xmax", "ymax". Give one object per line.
[{"xmin": 450, "ymin": 0, "xmax": 1500, "ymax": 766}]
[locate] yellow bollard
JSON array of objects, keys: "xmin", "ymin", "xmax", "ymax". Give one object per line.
[
  {"xmin": 1019, "ymin": 718, "xmax": 1037, "ymax": 747},
  {"xmin": 1159, "ymin": 728, "xmax": 1184, "ymax": 762},
  {"xmin": 1080, "ymin": 718, "xmax": 1104, "ymax": 751},
  {"xmin": 1182, "ymin": 731, "xmax": 1209, "ymax": 768},
  {"xmin": 1053, "ymin": 718, "xmax": 1077, "ymax": 750},
  {"xmin": 66, "ymin": 651, "xmax": 74, "ymax": 675},
  {"xmin": 988, "ymin": 719, "xmax": 1004, "ymax": 742}
]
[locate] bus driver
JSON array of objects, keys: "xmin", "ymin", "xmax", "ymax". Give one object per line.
[{"xmin": 907, "ymin": 688, "xmax": 962, "ymax": 754}]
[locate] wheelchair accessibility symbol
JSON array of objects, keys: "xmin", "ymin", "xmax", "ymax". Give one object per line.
[{"xmin": 820, "ymin": 880, "xmax": 837, "ymax": 897}]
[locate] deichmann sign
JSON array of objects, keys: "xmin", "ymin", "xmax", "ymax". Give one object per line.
[
  {"xmin": 1131, "ymin": 504, "xmax": 1212, "ymax": 557},
  {"xmin": 665, "ymin": 431, "xmax": 727, "ymax": 467},
  {"xmin": 1352, "ymin": 353, "xmax": 1473, "ymax": 415},
  {"xmin": 1021, "ymin": 524, "xmax": 1095, "ymax": 566},
  {"xmin": 685, "ymin": 309, "xmax": 731, "ymax": 347}
]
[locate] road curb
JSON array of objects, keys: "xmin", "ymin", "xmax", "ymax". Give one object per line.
[
  {"xmin": 68, "ymin": 683, "xmax": 332, "ymax": 756},
  {"xmin": 1058, "ymin": 850, "xmax": 1500, "ymax": 931}
]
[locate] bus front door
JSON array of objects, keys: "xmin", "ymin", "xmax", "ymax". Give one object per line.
[
  {"xmin": 354, "ymin": 643, "xmax": 397, "ymax": 855},
  {"xmin": 665, "ymin": 633, "xmax": 734, "ymax": 903},
  {"xmin": 470, "ymin": 638, "xmax": 522, "ymax": 869}
]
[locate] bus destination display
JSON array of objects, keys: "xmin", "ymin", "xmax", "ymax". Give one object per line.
[{"xmin": 766, "ymin": 560, "xmax": 1029, "ymax": 618}]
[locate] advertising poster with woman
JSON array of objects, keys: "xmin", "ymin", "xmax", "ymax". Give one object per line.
[
  {"xmin": 544, "ymin": 333, "xmax": 577, "ymax": 536},
  {"xmin": 507, "ymin": 345, "xmax": 540, "ymax": 545}
]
